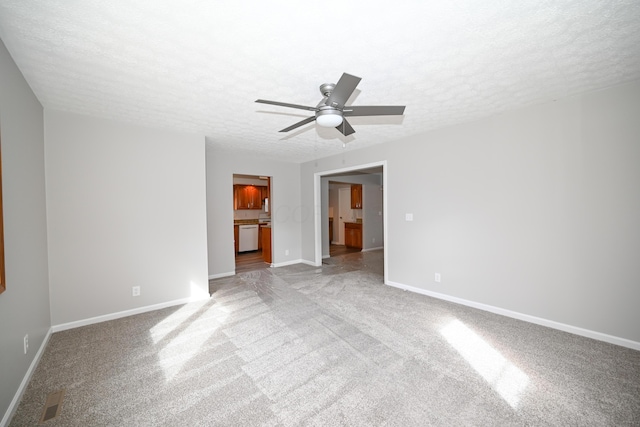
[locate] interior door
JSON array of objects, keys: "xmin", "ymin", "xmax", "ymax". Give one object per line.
[{"xmin": 338, "ymin": 187, "xmax": 351, "ymax": 245}]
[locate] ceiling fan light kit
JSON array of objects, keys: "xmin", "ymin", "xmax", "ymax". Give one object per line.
[
  {"xmin": 256, "ymin": 73, "xmax": 405, "ymax": 137},
  {"xmin": 316, "ymin": 108, "xmax": 343, "ymax": 127}
]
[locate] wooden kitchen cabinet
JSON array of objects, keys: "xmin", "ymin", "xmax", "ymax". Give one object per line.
[
  {"xmin": 351, "ymin": 184, "xmax": 362, "ymax": 209},
  {"xmin": 258, "ymin": 225, "xmax": 262, "ymax": 250},
  {"xmin": 344, "ymin": 222, "xmax": 362, "ymax": 249},
  {"xmin": 262, "ymin": 226, "xmax": 272, "ymax": 263},
  {"xmin": 234, "ymin": 185, "xmax": 262, "ymax": 210},
  {"xmin": 234, "ymin": 225, "xmax": 239, "ymax": 254}
]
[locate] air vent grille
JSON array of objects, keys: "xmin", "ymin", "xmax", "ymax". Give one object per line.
[{"xmin": 40, "ymin": 389, "xmax": 65, "ymax": 424}]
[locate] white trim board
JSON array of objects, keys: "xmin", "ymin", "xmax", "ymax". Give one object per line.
[
  {"xmin": 299, "ymin": 259, "xmax": 321, "ymax": 267},
  {"xmin": 386, "ymin": 280, "xmax": 640, "ymax": 351},
  {"xmin": 209, "ymin": 271, "xmax": 235, "ymax": 280},
  {"xmin": 272, "ymin": 259, "xmax": 310, "ymax": 268},
  {"xmin": 51, "ymin": 296, "xmax": 209, "ymax": 333},
  {"xmin": 1, "ymin": 328, "xmax": 53, "ymax": 427}
]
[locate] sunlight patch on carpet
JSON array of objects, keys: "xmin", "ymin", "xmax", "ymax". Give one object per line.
[
  {"xmin": 151, "ymin": 303, "xmax": 228, "ymax": 382},
  {"xmin": 440, "ymin": 319, "xmax": 529, "ymax": 409}
]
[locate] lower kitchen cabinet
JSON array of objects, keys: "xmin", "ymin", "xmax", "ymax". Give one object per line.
[
  {"xmin": 262, "ymin": 226, "xmax": 272, "ymax": 263},
  {"xmin": 344, "ymin": 222, "xmax": 362, "ymax": 250},
  {"xmin": 234, "ymin": 225, "xmax": 239, "ymax": 254}
]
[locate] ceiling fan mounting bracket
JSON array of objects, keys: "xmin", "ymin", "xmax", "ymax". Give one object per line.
[{"xmin": 319, "ymin": 83, "xmax": 336, "ymax": 98}]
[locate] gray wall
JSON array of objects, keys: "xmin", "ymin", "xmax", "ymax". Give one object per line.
[
  {"xmin": 362, "ymin": 177, "xmax": 384, "ymax": 250},
  {"xmin": 45, "ymin": 110, "xmax": 209, "ymax": 325},
  {"xmin": 206, "ymin": 147, "xmax": 302, "ymax": 277},
  {"xmin": 0, "ymin": 40, "xmax": 51, "ymax": 422},
  {"xmin": 301, "ymin": 81, "xmax": 640, "ymax": 344}
]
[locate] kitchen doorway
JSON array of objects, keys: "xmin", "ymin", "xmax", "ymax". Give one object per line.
[{"xmin": 233, "ymin": 174, "xmax": 272, "ymax": 273}]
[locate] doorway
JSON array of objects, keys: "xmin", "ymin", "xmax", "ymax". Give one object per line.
[
  {"xmin": 315, "ymin": 161, "xmax": 388, "ymax": 283},
  {"xmin": 233, "ymin": 174, "xmax": 272, "ymax": 273}
]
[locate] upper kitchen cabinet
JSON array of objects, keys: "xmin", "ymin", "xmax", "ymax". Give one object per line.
[
  {"xmin": 234, "ymin": 185, "xmax": 262, "ymax": 210},
  {"xmin": 351, "ymin": 184, "xmax": 363, "ymax": 209}
]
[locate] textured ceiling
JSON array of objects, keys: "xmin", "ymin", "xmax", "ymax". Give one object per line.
[{"xmin": 1, "ymin": 1, "xmax": 639, "ymax": 163}]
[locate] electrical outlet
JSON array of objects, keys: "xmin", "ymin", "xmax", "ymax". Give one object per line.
[
  {"xmin": 435, "ymin": 273, "xmax": 441, "ymax": 283},
  {"xmin": 405, "ymin": 213, "xmax": 413, "ymax": 221},
  {"xmin": 24, "ymin": 334, "xmax": 29, "ymax": 354},
  {"xmin": 132, "ymin": 286, "xmax": 141, "ymax": 297},
  {"xmin": 285, "ymin": 249, "xmax": 289, "ymax": 256}
]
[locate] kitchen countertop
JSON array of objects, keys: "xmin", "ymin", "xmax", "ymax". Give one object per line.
[{"xmin": 234, "ymin": 219, "xmax": 270, "ymax": 225}]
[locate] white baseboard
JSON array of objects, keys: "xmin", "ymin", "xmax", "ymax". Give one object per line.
[
  {"xmin": 272, "ymin": 259, "xmax": 307, "ymax": 268},
  {"xmin": 209, "ymin": 260, "xmax": 319, "ymax": 273},
  {"xmin": 208, "ymin": 271, "xmax": 235, "ymax": 280},
  {"xmin": 1, "ymin": 327, "xmax": 53, "ymax": 427},
  {"xmin": 386, "ymin": 280, "xmax": 640, "ymax": 352},
  {"xmin": 362, "ymin": 246, "xmax": 383, "ymax": 252},
  {"xmin": 51, "ymin": 296, "xmax": 208, "ymax": 333}
]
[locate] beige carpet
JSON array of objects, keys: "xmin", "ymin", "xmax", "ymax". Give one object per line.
[{"xmin": 10, "ymin": 250, "xmax": 640, "ymax": 425}]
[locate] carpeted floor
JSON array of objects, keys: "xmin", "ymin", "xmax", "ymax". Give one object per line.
[{"xmin": 9, "ymin": 250, "xmax": 640, "ymax": 426}]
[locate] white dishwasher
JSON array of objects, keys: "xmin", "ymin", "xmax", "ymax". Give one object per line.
[{"xmin": 238, "ymin": 224, "xmax": 259, "ymax": 252}]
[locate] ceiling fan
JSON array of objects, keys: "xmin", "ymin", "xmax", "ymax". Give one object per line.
[{"xmin": 256, "ymin": 73, "xmax": 405, "ymax": 136}]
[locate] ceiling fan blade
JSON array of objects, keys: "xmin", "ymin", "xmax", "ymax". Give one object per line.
[
  {"xmin": 325, "ymin": 73, "xmax": 361, "ymax": 109},
  {"xmin": 343, "ymin": 105, "xmax": 406, "ymax": 116},
  {"xmin": 256, "ymin": 99, "xmax": 317, "ymax": 112},
  {"xmin": 279, "ymin": 116, "xmax": 316, "ymax": 132},
  {"xmin": 336, "ymin": 118, "xmax": 355, "ymax": 136}
]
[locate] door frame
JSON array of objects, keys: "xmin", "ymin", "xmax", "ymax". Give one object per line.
[{"xmin": 313, "ymin": 160, "xmax": 388, "ymax": 284}]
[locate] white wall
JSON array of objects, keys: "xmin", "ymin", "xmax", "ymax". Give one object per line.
[
  {"xmin": 45, "ymin": 110, "xmax": 209, "ymax": 326},
  {"xmin": 206, "ymin": 147, "xmax": 301, "ymax": 277},
  {"xmin": 0, "ymin": 39, "xmax": 51, "ymax": 423},
  {"xmin": 301, "ymin": 80, "xmax": 640, "ymax": 345}
]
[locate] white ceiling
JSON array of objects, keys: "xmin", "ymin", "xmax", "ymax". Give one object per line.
[{"xmin": 1, "ymin": 1, "xmax": 639, "ymax": 163}]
